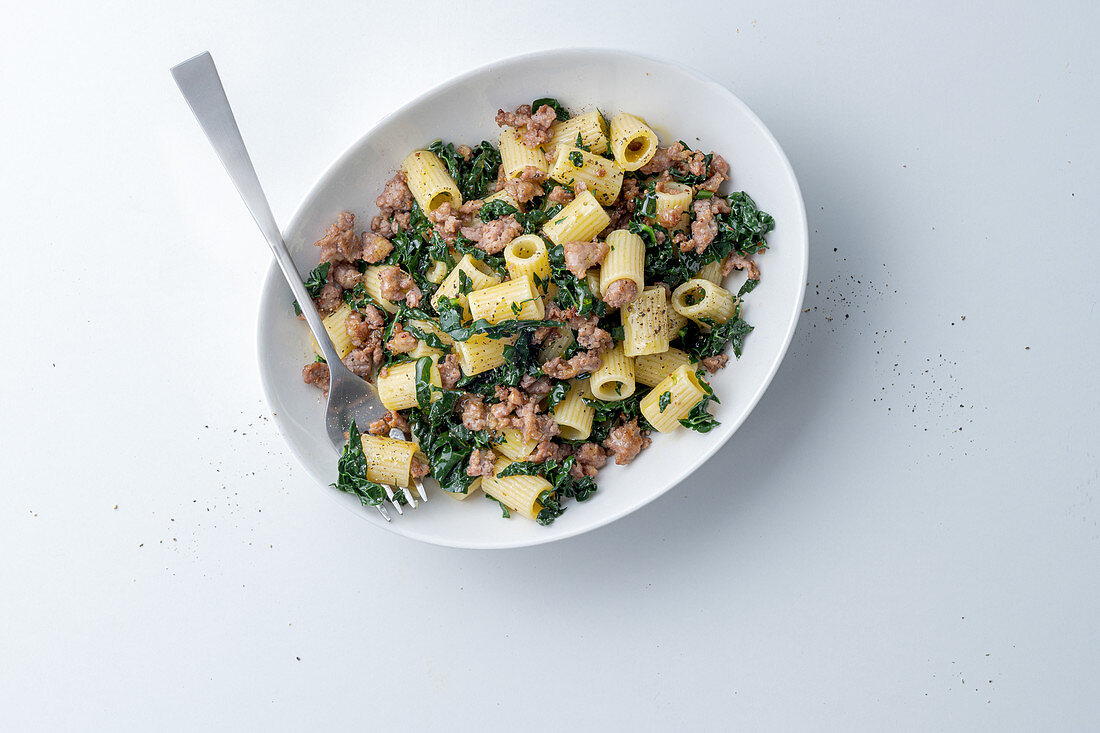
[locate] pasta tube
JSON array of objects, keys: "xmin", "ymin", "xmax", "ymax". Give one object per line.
[
  {"xmin": 551, "ymin": 379, "xmax": 595, "ymax": 441},
  {"xmin": 694, "ymin": 261, "xmax": 724, "ymax": 285},
  {"xmin": 499, "ymin": 126, "xmax": 548, "ymax": 179},
  {"xmin": 359, "ymin": 265, "xmax": 401, "ymax": 314},
  {"xmin": 547, "ymin": 146, "xmax": 624, "ymax": 205},
  {"xmin": 376, "ymin": 359, "xmax": 442, "ymax": 411},
  {"xmin": 467, "ymin": 275, "xmax": 545, "ymax": 324},
  {"xmin": 655, "ymin": 182, "xmax": 693, "ymax": 231},
  {"xmin": 495, "ymin": 428, "xmax": 538, "ymax": 461},
  {"xmin": 401, "ymin": 150, "xmax": 461, "ymax": 213},
  {"xmin": 481, "ymin": 188, "xmax": 521, "ymax": 212},
  {"xmin": 671, "ymin": 278, "xmax": 739, "ymax": 326},
  {"xmin": 310, "ymin": 302, "xmax": 356, "ymax": 360},
  {"xmin": 547, "ymin": 110, "xmax": 610, "ymax": 156},
  {"xmin": 443, "ymin": 476, "xmax": 482, "ymax": 501},
  {"xmin": 609, "ymin": 113, "xmax": 659, "ymax": 171},
  {"xmin": 359, "ymin": 434, "xmax": 419, "ymax": 488},
  {"xmin": 432, "ymin": 254, "xmax": 502, "ymax": 318},
  {"xmin": 482, "ymin": 457, "xmax": 551, "ymax": 521},
  {"xmin": 425, "ymin": 260, "xmax": 450, "ymax": 284},
  {"xmin": 542, "ymin": 190, "xmax": 610, "ymax": 246},
  {"xmin": 599, "ymin": 230, "xmax": 645, "ymax": 299},
  {"xmin": 640, "ymin": 364, "xmax": 709, "ymax": 433},
  {"xmin": 504, "ymin": 234, "xmax": 551, "ymax": 288},
  {"xmin": 634, "ymin": 347, "xmax": 693, "ymax": 387},
  {"xmin": 454, "ymin": 334, "xmax": 515, "ymax": 376},
  {"xmin": 622, "ymin": 286, "xmax": 670, "ymax": 357},
  {"xmin": 589, "ymin": 342, "xmax": 635, "ymax": 401}
]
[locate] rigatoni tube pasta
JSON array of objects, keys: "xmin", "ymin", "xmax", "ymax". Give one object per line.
[
  {"xmin": 671, "ymin": 278, "xmax": 739, "ymax": 326},
  {"xmin": 494, "ymin": 428, "xmax": 538, "ymax": 462},
  {"xmin": 359, "ymin": 435, "xmax": 420, "ymax": 488},
  {"xmin": 467, "ymin": 275, "xmax": 545, "ymax": 324},
  {"xmin": 482, "ymin": 457, "xmax": 552, "ymax": 521},
  {"xmin": 634, "ymin": 347, "xmax": 693, "ymax": 387},
  {"xmin": 499, "ymin": 126, "xmax": 548, "ymax": 178},
  {"xmin": 376, "ymin": 359, "xmax": 442, "ymax": 411},
  {"xmin": 311, "ymin": 302, "xmax": 356, "ymax": 360},
  {"xmin": 609, "ymin": 113, "xmax": 659, "ymax": 171},
  {"xmin": 548, "ymin": 146, "xmax": 624, "ymax": 205},
  {"xmin": 589, "ymin": 342, "xmax": 635, "ymax": 401},
  {"xmin": 600, "ymin": 230, "xmax": 645, "ymax": 300},
  {"xmin": 547, "ymin": 110, "xmax": 609, "ymax": 156},
  {"xmin": 541, "ymin": 190, "xmax": 610, "ymax": 246},
  {"xmin": 622, "ymin": 286, "xmax": 670, "ymax": 357},
  {"xmin": 551, "ymin": 379, "xmax": 595, "ymax": 441},
  {"xmin": 401, "ymin": 150, "xmax": 461, "ymax": 213},
  {"xmin": 504, "ymin": 234, "xmax": 551, "ymax": 288},
  {"xmin": 432, "ymin": 254, "xmax": 501, "ymax": 319},
  {"xmin": 654, "ymin": 182, "xmax": 693, "ymax": 231},
  {"xmin": 640, "ymin": 364, "xmax": 709, "ymax": 433},
  {"xmin": 454, "ymin": 334, "xmax": 514, "ymax": 376}
]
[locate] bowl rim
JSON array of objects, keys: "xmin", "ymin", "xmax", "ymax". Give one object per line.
[{"xmin": 256, "ymin": 47, "xmax": 809, "ymax": 549}]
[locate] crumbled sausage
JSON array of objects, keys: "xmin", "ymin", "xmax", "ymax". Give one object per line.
[
  {"xmin": 562, "ymin": 239, "xmax": 609, "ymax": 279},
  {"xmin": 547, "ymin": 185, "xmax": 575, "ymax": 206},
  {"xmin": 301, "ymin": 361, "xmax": 330, "ymax": 394},
  {"xmin": 700, "ymin": 354, "xmax": 729, "ymax": 373},
  {"xmin": 700, "ymin": 153, "xmax": 729, "ymax": 192},
  {"xmin": 372, "ymin": 172, "xmax": 414, "ymax": 236},
  {"xmin": 313, "ymin": 281, "xmax": 343, "ymax": 314},
  {"xmin": 658, "ymin": 206, "xmax": 685, "ymax": 230},
  {"xmin": 386, "ymin": 323, "xmax": 417, "ymax": 354},
  {"xmin": 503, "ymin": 166, "xmax": 547, "ymax": 204},
  {"xmin": 439, "ymin": 353, "xmax": 462, "ymax": 390},
  {"xmin": 368, "ymin": 409, "xmax": 410, "ymax": 437},
  {"xmin": 603, "ymin": 418, "xmax": 652, "ymax": 465},
  {"xmin": 459, "ymin": 394, "xmax": 492, "ymax": 431},
  {"xmin": 410, "ymin": 456, "xmax": 430, "ymax": 479},
  {"xmin": 571, "ymin": 442, "xmax": 608, "ymax": 478},
  {"xmin": 456, "ymin": 144, "xmax": 472, "ymax": 160},
  {"xmin": 346, "ymin": 305, "xmax": 385, "ymax": 347},
  {"xmin": 546, "ymin": 303, "xmax": 613, "ymax": 354},
  {"xmin": 428, "ymin": 201, "xmax": 467, "ymax": 243},
  {"xmin": 721, "ymin": 251, "xmax": 760, "ymax": 281},
  {"xmin": 378, "ymin": 265, "xmax": 422, "ymax": 307},
  {"xmin": 524, "ymin": 104, "xmax": 557, "ymax": 147},
  {"xmin": 519, "ymin": 374, "xmax": 553, "ymax": 397},
  {"xmin": 315, "ymin": 211, "xmax": 362, "ymax": 265},
  {"xmin": 332, "ymin": 262, "xmax": 362, "ymax": 289},
  {"xmin": 466, "ymin": 449, "xmax": 497, "ymax": 477},
  {"xmin": 528, "ymin": 439, "xmax": 566, "ymax": 464},
  {"xmin": 362, "ymin": 234, "xmax": 394, "ymax": 263},
  {"xmin": 342, "ymin": 348, "xmax": 378, "ymax": 379},
  {"xmin": 460, "ymin": 215, "xmax": 523, "ymax": 255},
  {"xmin": 688, "ymin": 199, "xmax": 719, "ymax": 253},
  {"xmin": 488, "ymin": 385, "xmax": 561, "ymax": 443},
  {"xmin": 495, "ymin": 104, "xmax": 556, "ymax": 147},
  {"xmin": 542, "ymin": 351, "xmax": 603, "ymax": 379},
  {"xmin": 602, "ymin": 279, "xmax": 638, "ymax": 308}
]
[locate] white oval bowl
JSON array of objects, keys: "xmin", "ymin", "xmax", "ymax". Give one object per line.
[{"xmin": 257, "ymin": 49, "xmax": 808, "ymax": 549}]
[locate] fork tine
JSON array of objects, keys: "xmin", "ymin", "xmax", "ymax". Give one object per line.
[
  {"xmin": 403, "ymin": 487, "xmax": 418, "ymax": 509},
  {"xmin": 414, "ymin": 478, "xmax": 428, "ymax": 502},
  {"xmin": 374, "ymin": 503, "xmax": 392, "ymax": 522},
  {"xmin": 382, "ymin": 484, "xmax": 404, "ymax": 515}
]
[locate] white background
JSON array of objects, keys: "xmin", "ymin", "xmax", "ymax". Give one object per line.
[{"xmin": 2, "ymin": 1, "xmax": 1097, "ymax": 730}]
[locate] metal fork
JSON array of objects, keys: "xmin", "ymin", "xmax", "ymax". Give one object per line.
[{"xmin": 171, "ymin": 51, "xmax": 426, "ymax": 521}]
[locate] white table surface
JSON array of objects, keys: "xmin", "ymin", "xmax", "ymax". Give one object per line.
[{"xmin": 3, "ymin": 1, "xmax": 1098, "ymax": 730}]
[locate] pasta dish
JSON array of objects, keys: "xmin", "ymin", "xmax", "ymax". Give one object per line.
[{"xmin": 296, "ymin": 99, "xmax": 775, "ymax": 525}]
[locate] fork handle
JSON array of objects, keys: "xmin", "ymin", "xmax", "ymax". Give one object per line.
[{"xmin": 170, "ymin": 51, "xmax": 344, "ymax": 367}]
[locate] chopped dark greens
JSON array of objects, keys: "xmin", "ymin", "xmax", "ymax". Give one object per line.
[
  {"xmin": 479, "ymin": 199, "xmax": 518, "ymax": 221},
  {"xmin": 331, "ymin": 421, "xmax": 386, "ymax": 507},
  {"xmin": 408, "ymin": 389, "xmax": 496, "ymax": 495},
  {"xmin": 486, "ymin": 493, "xmax": 511, "ymax": 518},
  {"xmin": 683, "ymin": 310, "xmax": 755, "ymax": 360},
  {"xmin": 435, "ymin": 296, "xmax": 564, "ymax": 342},
  {"xmin": 658, "ymin": 391, "xmax": 672, "ymax": 412},
  {"xmin": 427, "ymin": 140, "xmax": 502, "ymax": 201},
  {"xmin": 737, "ymin": 278, "xmax": 760, "ymax": 297},
  {"xmin": 531, "ymin": 97, "xmax": 570, "ymax": 121},
  {"xmin": 679, "ymin": 398, "xmax": 720, "ymax": 433},
  {"xmin": 498, "ymin": 456, "xmax": 597, "ymax": 525}
]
